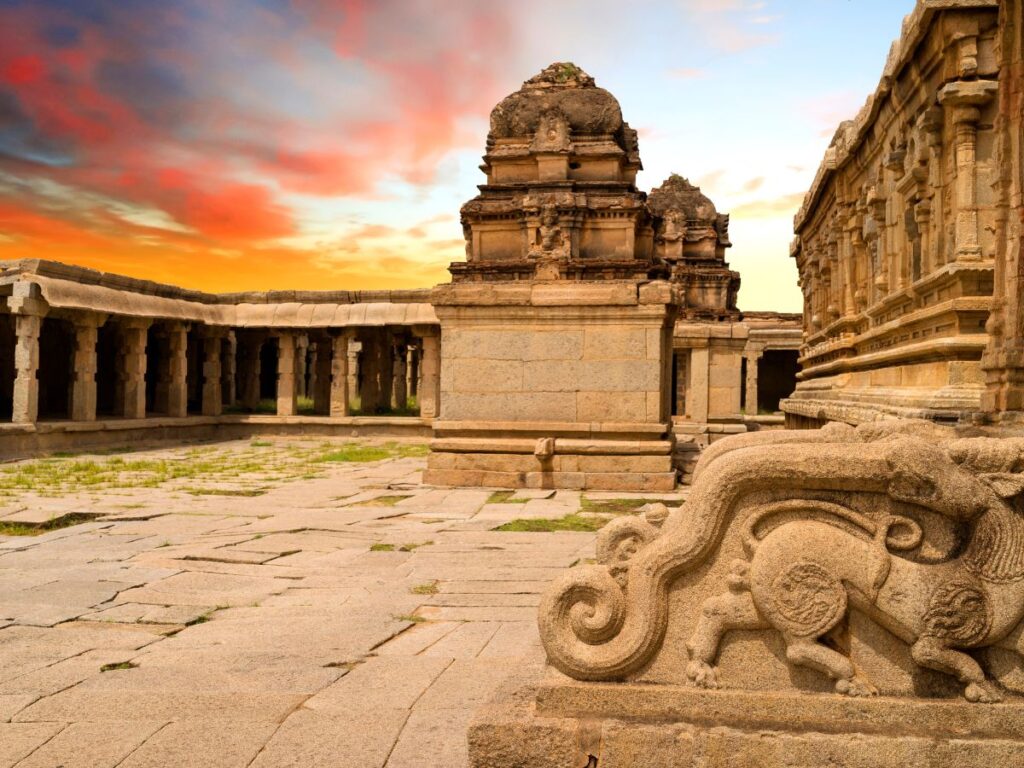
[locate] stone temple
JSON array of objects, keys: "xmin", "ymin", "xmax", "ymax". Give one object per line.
[
  {"xmin": 6, "ymin": 0, "xmax": 1024, "ymax": 766},
  {"xmin": 0, "ymin": 64, "xmax": 799, "ymax": 486}
]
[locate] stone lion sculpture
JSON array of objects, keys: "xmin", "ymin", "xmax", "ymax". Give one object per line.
[{"xmin": 539, "ymin": 420, "xmax": 1024, "ymax": 703}]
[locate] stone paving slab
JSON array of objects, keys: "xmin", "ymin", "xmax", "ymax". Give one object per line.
[
  {"xmin": 0, "ymin": 722, "xmax": 64, "ymax": 767},
  {"xmin": 0, "ymin": 438, "xmax": 615, "ymax": 767},
  {"xmin": 14, "ymin": 720, "xmax": 166, "ymax": 768}
]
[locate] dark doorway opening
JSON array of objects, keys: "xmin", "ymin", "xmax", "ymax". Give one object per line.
[{"xmin": 757, "ymin": 350, "xmax": 800, "ymax": 413}]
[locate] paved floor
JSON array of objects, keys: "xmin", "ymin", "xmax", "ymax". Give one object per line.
[{"xmin": 0, "ymin": 438, "xmax": 683, "ymax": 767}]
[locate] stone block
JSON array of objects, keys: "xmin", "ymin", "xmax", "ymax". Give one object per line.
[
  {"xmin": 600, "ymin": 721, "xmax": 695, "ymax": 768},
  {"xmin": 637, "ymin": 281, "xmax": 674, "ymax": 305},
  {"xmin": 578, "ymin": 392, "xmax": 648, "ymax": 422},
  {"xmin": 531, "ymin": 283, "xmax": 637, "ymax": 306},
  {"xmin": 453, "ymin": 360, "xmax": 524, "ymax": 393},
  {"xmin": 575, "ymin": 455, "xmax": 671, "ymax": 473},
  {"xmin": 423, "ymin": 468, "xmax": 485, "ymax": 487},
  {"xmin": 524, "ymin": 471, "xmax": 586, "ymax": 490},
  {"xmin": 442, "ymin": 393, "xmax": 578, "ymax": 422},
  {"xmin": 583, "ymin": 328, "xmax": 647, "ymax": 360},
  {"xmin": 524, "ymin": 331, "xmax": 584, "ymax": 361},
  {"xmin": 580, "ymin": 360, "xmax": 660, "ymax": 392},
  {"xmin": 447, "ymin": 331, "xmax": 528, "ymax": 361},
  {"xmin": 524, "ymin": 361, "xmax": 581, "ymax": 392}
]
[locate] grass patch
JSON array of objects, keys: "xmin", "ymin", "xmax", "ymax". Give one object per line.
[
  {"xmin": 360, "ymin": 494, "xmax": 410, "ymax": 507},
  {"xmin": 0, "ymin": 439, "xmax": 429, "ymax": 498},
  {"xmin": 393, "ymin": 613, "xmax": 427, "ymax": 623},
  {"xmin": 579, "ymin": 497, "xmax": 667, "ymax": 516},
  {"xmin": 185, "ymin": 488, "xmax": 266, "ymax": 497},
  {"xmin": 370, "ymin": 543, "xmax": 395, "ymax": 552},
  {"xmin": 494, "ymin": 514, "xmax": 609, "ymax": 533},
  {"xmin": 487, "ymin": 490, "xmax": 529, "ymax": 504},
  {"xmin": 0, "ymin": 513, "xmax": 98, "ymax": 537},
  {"xmin": 399, "ymin": 540, "xmax": 433, "ymax": 552},
  {"xmin": 410, "ymin": 581, "xmax": 439, "ymax": 595},
  {"xmin": 100, "ymin": 661, "xmax": 138, "ymax": 672},
  {"xmin": 316, "ymin": 442, "xmax": 429, "ymax": 463}
]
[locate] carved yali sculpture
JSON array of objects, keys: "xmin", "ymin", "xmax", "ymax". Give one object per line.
[{"xmin": 538, "ymin": 421, "xmax": 1024, "ymax": 703}]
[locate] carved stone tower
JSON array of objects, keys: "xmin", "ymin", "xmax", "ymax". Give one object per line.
[{"xmin": 426, "ymin": 63, "xmax": 680, "ymax": 491}]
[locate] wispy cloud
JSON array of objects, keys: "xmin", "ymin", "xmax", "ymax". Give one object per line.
[{"xmin": 730, "ymin": 192, "xmax": 804, "ymax": 219}]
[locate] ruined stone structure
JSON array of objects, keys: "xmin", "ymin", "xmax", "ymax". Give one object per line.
[
  {"xmin": 468, "ymin": 3, "xmax": 1024, "ymax": 766},
  {"xmin": 0, "ymin": 253, "xmax": 796, "ymax": 465},
  {"xmin": 426, "ymin": 64, "xmax": 800, "ymax": 491},
  {"xmin": 0, "ymin": 66, "xmax": 800, "ymax": 481},
  {"xmin": 785, "ymin": 0, "xmax": 1002, "ymax": 427},
  {"xmin": 0, "ymin": 259, "xmax": 439, "ymax": 456}
]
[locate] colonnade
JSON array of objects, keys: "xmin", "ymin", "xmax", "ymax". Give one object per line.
[{"xmin": 1, "ymin": 306, "xmax": 441, "ymax": 425}]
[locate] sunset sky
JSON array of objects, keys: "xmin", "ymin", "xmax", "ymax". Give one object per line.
[{"xmin": 0, "ymin": 0, "xmax": 913, "ymax": 311}]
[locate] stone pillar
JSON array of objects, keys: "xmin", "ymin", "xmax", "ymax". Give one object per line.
[
  {"xmin": 11, "ymin": 313, "xmax": 42, "ymax": 424},
  {"xmin": 166, "ymin": 324, "xmax": 188, "ymax": 417},
  {"xmin": 744, "ymin": 350, "xmax": 762, "ymax": 416},
  {"xmin": 70, "ymin": 313, "xmax": 104, "ymax": 422},
  {"xmin": 276, "ymin": 332, "xmax": 297, "ymax": 416},
  {"xmin": 347, "ymin": 341, "xmax": 360, "ymax": 408},
  {"xmin": 201, "ymin": 329, "xmax": 224, "ymax": 417},
  {"xmin": 295, "ymin": 335, "xmax": 309, "ymax": 399},
  {"xmin": 687, "ymin": 345, "xmax": 710, "ymax": 423},
  {"xmin": 391, "ymin": 341, "xmax": 407, "ymax": 410},
  {"xmin": 312, "ymin": 337, "xmax": 333, "ymax": 415},
  {"xmin": 118, "ymin": 319, "xmax": 151, "ymax": 419},
  {"xmin": 407, "ymin": 346, "xmax": 418, "ymax": 398},
  {"xmin": 222, "ymin": 332, "xmax": 236, "ymax": 407},
  {"xmin": 416, "ymin": 327, "xmax": 441, "ymax": 418},
  {"xmin": 330, "ymin": 334, "xmax": 350, "ymax": 417},
  {"xmin": 939, "ymin": 80, "xmax": 997, "ymax": 262}
]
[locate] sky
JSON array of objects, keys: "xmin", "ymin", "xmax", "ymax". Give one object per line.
[{"xmin": 0, "ymin": 0, "xmax": 914, "ymax": 311}]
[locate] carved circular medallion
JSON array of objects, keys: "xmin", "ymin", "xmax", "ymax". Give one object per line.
[
  {"xmin": 923, "ymin": 579, "xmax": 992, "ymax": 646},
  {"xmin": 769, "ymin": 561, "xmax": 846, "ymax": 639}
]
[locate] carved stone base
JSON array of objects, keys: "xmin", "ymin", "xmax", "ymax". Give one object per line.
[{"xmin": 470, "ymin": 676, "xmax": 1024, "ymax": 768}]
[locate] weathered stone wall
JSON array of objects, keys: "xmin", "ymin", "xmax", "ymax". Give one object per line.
[
  {"xmin": 785, "ymin": 0, "xmax": 1001, "ymax": 426},
  {"xmin": 425, "ymin": 282, "xmax": 678, "ymax": 491}
]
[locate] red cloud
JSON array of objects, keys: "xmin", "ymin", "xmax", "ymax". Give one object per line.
[
  {"xmin": 2, "ymin": 55, "xmax": 45, "ymax": 86},
  {"xmin": 179, "ymin": 183, "xmax": 294, "ymax": 242}
]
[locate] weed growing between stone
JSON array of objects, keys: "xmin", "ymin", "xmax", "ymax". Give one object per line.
[
  {"xmin": 370, "ymin": 543, "xmax": 396, "ymax": 552},
  {"xmin": 410, "ymin": 581, "xmax": 439, "ymax": 595},
  {"xmin": 393, "ymin": 614, "xmax": 427, "ymax": 623},
  {"xmin": 578, "ymin": 497, "xmax": 667, "ymax": 516},
  {"xmin": 316, "ymin": 442, "xmax": 429, "ymax": 463},
  {"xmin": 486, "ymin": 490, "xmax": 530, "ymax": 504},
  {"xmin": 399, "ymin": 541, "xmax": 433, "ymax": 552},
  {"xmin": 358, "ymin": 494, "xmax": 411, "ymax": 506},
  {"xmin": 494, "ymin": 514, "xmax": 610, "ymax": 533},
  {"xmin": 0, "ymin": 513, "xmax": 100, "ymax": 537}
]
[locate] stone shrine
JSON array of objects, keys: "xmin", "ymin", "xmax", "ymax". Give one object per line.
[{"xmin": 425, "ymin": 64, "xmax": 755, "ymax": 492}]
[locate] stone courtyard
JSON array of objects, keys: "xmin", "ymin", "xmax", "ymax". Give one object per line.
[{"xmin": 0, "ymin": 437, "xmax": 681, "ymax": 767}]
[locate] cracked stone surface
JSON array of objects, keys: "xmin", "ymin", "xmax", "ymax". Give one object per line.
[{"xmin": 0, "ymin": 438, "xmax": 680, "ymax": 767}]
